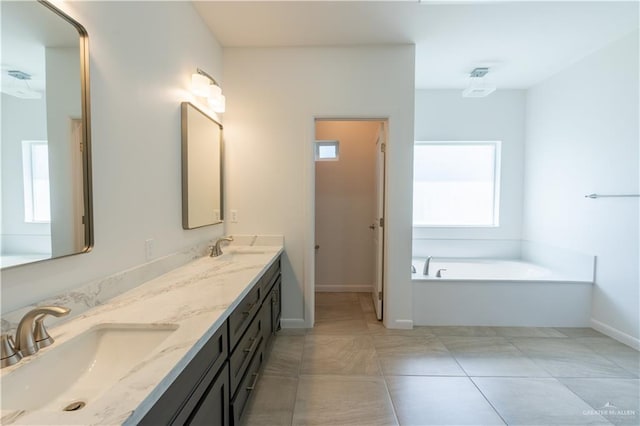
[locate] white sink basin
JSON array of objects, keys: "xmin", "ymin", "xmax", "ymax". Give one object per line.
[
  {"xmin": 1, "ymin": 323, "xmax": 178, "ymax": 412},
  {"xmin": 216, "ymin": 249, "xmax": 268, "ymax": 263}
]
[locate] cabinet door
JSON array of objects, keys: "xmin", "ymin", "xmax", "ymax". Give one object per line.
[
  {"xmin": 183, "ymin": 363, "xmax": 230, "ymax": 426},
  {"xmin": 140, "ymin": 324, "xmax": 228, "ymax": 425}
]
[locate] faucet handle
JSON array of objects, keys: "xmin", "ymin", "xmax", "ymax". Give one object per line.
[
  {"xmin": 1, "ymin": 334, "xmax": 22, "ymax": 368},
  {"xmin": 33, "ymin": 316, "xmax": 54, "ymax": 349}
]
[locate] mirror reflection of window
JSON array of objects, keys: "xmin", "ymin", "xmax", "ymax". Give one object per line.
[{"xmin": 21, "ymin": 140, "xmax": 51, "ymax": 223}]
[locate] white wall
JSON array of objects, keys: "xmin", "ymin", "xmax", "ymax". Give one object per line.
[
  {"xmin": 314, "ymin": 120, "xmax": 379, "ymax": 292},
  {"xmin": 413, "ymin": 90, "xmax": 526, "ymax": 258},
  {"xmin": 1, "ymin": 94, "xmax": 51, "ymax": 255},
  {"xmin": 523, "ymin": 31, "xmax": 639, "ymax": 346},
  {"xmin": 1, "ymin": 2, "xmax": 225, "ymax": 313},
  {"xmin": 223, "ymin": 46, "xmax": 415, "ymax": 328}
]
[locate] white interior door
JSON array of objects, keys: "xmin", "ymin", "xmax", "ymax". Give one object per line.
[{"xmin": 372, "ymin": 123, "xmax": 386, "ymax": 320}]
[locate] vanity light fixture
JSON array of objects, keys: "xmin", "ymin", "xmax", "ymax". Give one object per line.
[
  {"xmin": 191, "ymin": 68, "xmax": 225, "ymax": 113},
  {"xmin": 462, "ymin": 67, "xmax": 496, "ymax": 98}
]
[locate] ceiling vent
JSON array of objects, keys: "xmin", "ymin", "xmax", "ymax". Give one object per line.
[
  {"xmin": 1, "ymin": 70, "xmax": 42, "ymax": 99},
  {"xmin": 462, "ymin": 67, "xmax": 496, "ymax": 98}
]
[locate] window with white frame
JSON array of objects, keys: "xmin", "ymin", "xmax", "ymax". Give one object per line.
[
  {"xmin": 22, "ymin": 140, "xmax": 51, "ymax": 223},
  {"xmin": 314, "ymin": 140, "xmax": 339, "ymax": 161},
  {"xmin": 413, "ymin": 141, "xmax": 501, "ymax": 227}
]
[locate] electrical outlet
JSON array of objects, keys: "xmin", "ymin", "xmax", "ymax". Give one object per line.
[
  {"xmin": 145, "ymin": 239, "xmax": 154, "ymax": 260},
  {"xmin": 230, "ymin": 210, "xmax": 238, "ymax": 223}
]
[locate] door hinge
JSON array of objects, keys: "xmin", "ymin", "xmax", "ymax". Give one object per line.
[
  {"xmin": 380, "ymin": 143, "xmax": 386, "ymax": 153},
  {"xmin": 378, "ymin": 291, "xmax": 382, "ymax": 300},
  {"xmin": 379, "ymin": 217, "xmax": 384, "ymax": 227}
]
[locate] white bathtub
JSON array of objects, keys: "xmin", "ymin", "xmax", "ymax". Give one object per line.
[
  {"xmin": 411, "ymin": 257, "xmax": 594, "ymax": 327},
  {"xmin": 412, "ymin": 258, "xmax": 572, "ymax": 282}
]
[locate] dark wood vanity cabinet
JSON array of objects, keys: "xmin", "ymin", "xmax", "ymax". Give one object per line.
[
  {"xmin": 139, "ymin": 322, "xmax": 229, "ymax": 426},
  {"xmin": 139, "ymin": 256, "xmax": 281, "ymax": 426}
]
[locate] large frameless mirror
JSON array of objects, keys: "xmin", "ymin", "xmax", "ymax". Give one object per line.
[
  {"xmin": 1, "ymin": 0, "xmax": 93, "ymax": 269},
  {"xmin": 181, "ymin": 102, "xmax": 223, "ymax": 229}
]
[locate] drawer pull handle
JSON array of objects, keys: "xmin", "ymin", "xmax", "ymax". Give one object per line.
[
  {"xmin": 243, "ymin": 337, "xmax": 258, "ymax": 353},
  {"xmin": 242, "ymin": 303, "xmax": 256, "ymax": 316},
  {"xmin": 246, "ymin": 372, "xmax": 259, "ymax": 391}
]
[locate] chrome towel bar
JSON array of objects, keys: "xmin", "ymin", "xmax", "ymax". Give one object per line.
[{"xmin": 585, "ymin": 193, "xmax": 640, "ymax": 199}]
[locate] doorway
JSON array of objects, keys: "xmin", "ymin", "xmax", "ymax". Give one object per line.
[{"xmin": 313, "ymin": 119, "xmax": 387, "ymax": 321}]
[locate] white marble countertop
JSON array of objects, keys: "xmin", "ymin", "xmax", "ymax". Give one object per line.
[{"xmin": 1, "ymin": 236, "xmax": 283, "ymax": 425}]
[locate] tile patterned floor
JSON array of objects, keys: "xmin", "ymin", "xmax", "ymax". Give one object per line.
[{"xmin": 243, "ymin": 292, "xmax": 639, "ymax": 426}]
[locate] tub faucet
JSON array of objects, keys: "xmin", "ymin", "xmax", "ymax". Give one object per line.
[
  {"xmin": 210, "ymin": 236, "xmax": 234, "ymax": 257},
  {"xmin": 423, "ymin": 256, "xmax": 433, "ymax": 275},
  {"xmin": 14, "ymin": 306, "xmax": 70, "ymax": 357}
]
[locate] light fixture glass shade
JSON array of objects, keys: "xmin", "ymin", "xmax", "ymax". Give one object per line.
[
  {"xmin": 208, "ymin": 93, "xmax": 226, "ymax": 113},
  {"xmin": 209, "ymin": 84, "xmax": 222, "ymax": 99},
  {"xmin": 191, "ymin": 73, "xmax": 211, "ymax": 97}
]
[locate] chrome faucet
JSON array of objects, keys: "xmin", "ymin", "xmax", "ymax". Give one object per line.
[
  {"xmin": 423, "ymin": 256, "xmax": 433, "ymax": 275},
  {"xmin": 209, "ymin": 236, "xmax": 234, "ymax": 257},
  {"xmin": 14, "ymin": 306, "xmax": 70, "ymax": 357}
]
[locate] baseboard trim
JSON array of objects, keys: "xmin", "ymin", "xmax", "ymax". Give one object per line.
[
  {"xmin": 386, "ymin": 319, "xmax": 414, "ymax": 330},
  {"xmin": 315, "ymin": 285, "xmax": 373, "ymax": 293},
  {"xmin": 280, "ymin": 318, "xmax": 307, "ymax": 329},
  {"xmin": 591, "ymin": 318, "xmax": 640, "ymax": 350}
]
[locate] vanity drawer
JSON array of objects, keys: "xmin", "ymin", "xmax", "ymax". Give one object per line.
[
  {"xmin": 260, "ymin": 257, "xmax": 281, "ymax": 302},
  {"xmin": 230, "ymin": 340, "xmax": 265, "ymax": 426},
  {"xmin": 228, "ymin": 285, "xmax": 261, "ymax": 350},
  {"xmin": 229, "ymin": 311, "xmax": 264, "ymax": 395}
]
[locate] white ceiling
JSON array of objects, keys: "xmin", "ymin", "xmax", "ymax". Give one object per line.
[
  {"xmin": 194, "ymin": 1, "xmax": 639, "ymax": 89},
  {"xmin": 1, "ymin": 1, "xmax": 79, "ymax": 93}
]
